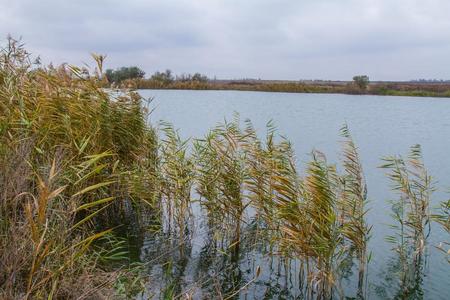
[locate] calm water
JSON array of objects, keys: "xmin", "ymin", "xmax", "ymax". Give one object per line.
[{"xmin": 138, "ymin": 89, "xmax": 450, "ymax": 299}]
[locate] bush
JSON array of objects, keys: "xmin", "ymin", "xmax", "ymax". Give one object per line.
[
  {"xmin": 352, "ymin": 75, "xmax": 369, "ymax": 90},
  {"xmin": 105, "ymin": 66, "xmax": 145, "ymax": 84}
]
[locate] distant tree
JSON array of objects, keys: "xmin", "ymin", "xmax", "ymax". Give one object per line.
[
  {"xmin": 105, "ymin": 69, "xmax": 114, "ymax": 82},
  {"xmin": 176, "ymin": 73, "xmax": 191, "ymax": 82},
  {"xmin": 150, "ymin": 69, "xmax": 174, "ymax": 85},
  {"xmin": 175, "ymin": 72, "xmax": 208, "ymax": 83},
  {"xmin": 191, "ymin": 73, "xmax": 208, "ymax": 82},
  {"xmin": 353, "ymin": 75, "xmax": 369, "ymax": 90},
  {"xmin": 105, "ymin": 66, "xmax": 145, "ymax": 84}
]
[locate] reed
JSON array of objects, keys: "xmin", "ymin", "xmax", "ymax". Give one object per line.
[
  {"xmin": 243, "ymin": 123, "xmax": 372, "ymax": 298},
  {"xmin": 159, "ymin": 122, "xmax": 194, "ymax": 255},
  {"xmin": 194, "ymin": 118, "xmax": 247, "ymax": 256},
  {"xmin": 0, "ymin": 37, "xmax": 158, "ymax": 298},
  {"xmin": 243, "ymin": 120, "xmax": 298, "ymax": 239},
  {"xmin": 382, "ymin": 145, "xmax": 432, "ymax": 255},
  {"xmin": 193, "ymin": 119, "xmax": 373, "ymax": 298},
  {"xmin": 339, "ymin": 125, "xmax": 371, "ymax": 298},
  {"xmin": 381, "ymin": 145, "xmax": 433, "ymax": 297}
]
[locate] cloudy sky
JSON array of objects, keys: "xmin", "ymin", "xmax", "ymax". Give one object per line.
[{"xmin": 1, "ymin": 0, "xmax": 449, "ymax": 80}]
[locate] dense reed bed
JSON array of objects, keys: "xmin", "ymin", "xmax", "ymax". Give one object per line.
[
  {"xmin": 0, "ymin": 39, "xmax": 159, "ymax": 299},
  {"xmin": 190, "ymin": 120, "xmax": 372, "ymax": 299},
  {"xmin": 151, "ymin": 118, "xmax": 448, "ymax": 299},
  {"xmin": 1, "ymin": 39, "xmax": 449, "ymax": 299}
]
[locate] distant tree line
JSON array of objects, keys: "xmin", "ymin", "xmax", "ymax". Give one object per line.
[
  {"xmin": 104, "ymin": 66, "xmax": 209, "ymax": 88},
  {"xmin": 176, "ymin": 73, "xmax": 208, "ymax": 83},
  {"xmin": 150, "ymin": 69, "xmax": 174, "ymax": 85},
  {"xmin": 101, "ymin": 68, "xmax": 450, "ymax": 97},
  {"xmin": 412, "ymin": 79, "xmax": 450, "ymax": 83}
]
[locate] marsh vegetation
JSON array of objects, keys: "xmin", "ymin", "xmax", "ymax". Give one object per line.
[
  {"xmin": 0, "ymin": 39, "xmax": 158, "ymax": 299},
  {"xmin": 0, "ymin": 39, "xmax": 449, "ymax": 299}
]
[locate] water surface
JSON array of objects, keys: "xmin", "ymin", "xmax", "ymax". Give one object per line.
[{"xmin": 139, "ymin": 89, "xmax": 450, "ymax": 299}]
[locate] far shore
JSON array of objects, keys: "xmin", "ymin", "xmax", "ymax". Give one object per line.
[{"xmin": 121, "ymin": 79, "xmax": 450, "ymax": 98}]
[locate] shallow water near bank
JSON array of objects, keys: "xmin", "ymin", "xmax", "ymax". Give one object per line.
[{"xmin": 138, "ymin": 89, "xmax": 449, "ymax": 299}]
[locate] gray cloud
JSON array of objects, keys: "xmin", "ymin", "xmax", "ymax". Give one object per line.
[{"xmin": 1, "ymin": 0, "xmax": 449, "ymax": 80}]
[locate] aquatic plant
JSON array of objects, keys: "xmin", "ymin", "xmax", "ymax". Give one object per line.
[
  {"xmin": 242, "ymin": 122, "xmax": 372, "ymax": 299},
  {"xmin": 243, "ymin": 120, "xmax": 297, "ymax": 236},
  {"xmin": 339, "ymin": 125, "xmax": 371, "ymax": 298},
  {"xmin": 194, "ymin": 118, "xmax": 248, "ymax": 255},
  {"xmin": 159, "ymin": 122, "xmax": 194, "ymax": 254},
  {"xmin": 380, "ymin": 145, "xmax": 433, "ymax": 298},
  {"xmin": 382, "ymin": 145, "xmax": 432, "ymax": 255}
]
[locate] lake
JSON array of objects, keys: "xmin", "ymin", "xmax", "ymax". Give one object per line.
[{"xmin": 138, "ymin": 89, "xmax": 450, "ymax": 299}]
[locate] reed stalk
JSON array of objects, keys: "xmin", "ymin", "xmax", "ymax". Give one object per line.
[
  {"xmin": 381, "ymin": 145, "xmax": 433, "ymax": 297},
  {"xmin": 194, "ymin": 118, "xmax": 247, "ymax": 256}
]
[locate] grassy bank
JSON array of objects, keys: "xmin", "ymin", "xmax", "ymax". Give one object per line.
[{"xmin": 119, "ymin": 78, "xmax": 450, "ymax": 98}]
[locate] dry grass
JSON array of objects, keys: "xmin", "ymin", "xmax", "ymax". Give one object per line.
[{"xmin": 0, "ymin": 38, "xmax": 157, "ymax": 299}]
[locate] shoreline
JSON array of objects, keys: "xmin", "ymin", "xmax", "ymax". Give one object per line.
[
  {"xmin": 135, "ymin": 85, "xmax": 450, "ymax": 98},
  {"xmin": 124, "ymin": 80, "xmax": 450, "ymax": 98}
]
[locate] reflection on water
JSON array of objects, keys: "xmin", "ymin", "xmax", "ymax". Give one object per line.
[
  {"xmin": 138, "ymin": 212, "xmax": 372, "ymax": 299},
  {"xmin": 374, "ymin": 252, "xmax": 426, "ymax": 299},
  {"xmin": 137, "ymin": 213, "xmax": 435, "ymax": 299}
]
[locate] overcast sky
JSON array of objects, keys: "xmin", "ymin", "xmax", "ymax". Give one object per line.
[{"xmin": 1, "ymin": 0, "xmax": 449, "ymax": 81}]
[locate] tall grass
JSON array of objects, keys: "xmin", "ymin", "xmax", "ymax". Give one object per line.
[
  {"xmin": 382, "ymin": 145, "xmax": 432, "ymax": 256},
  {"xmin": 0, "ymin": 38, "xmax": 158, "ymax": 298},
  {"xmin": 191, "ymin": 119, "xmax": 373, "ymax": 298},
  {"xmin": 194, "ymin": 118, "xmax": 247, "ymax": 257},
  {"xmin": 380, "ymin": 145, "xmax": 433, "ymax": 297},
  {"xmin": 273, "ymin": 151, "xmax": 344, "ymax": 299},
  {"xmin": 339, "ymin": 125, "xmax": 371, "ymax": 298},
  {"xmin": 159, "ymin": 122, "xmax": 194, "ymax": 256}
]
